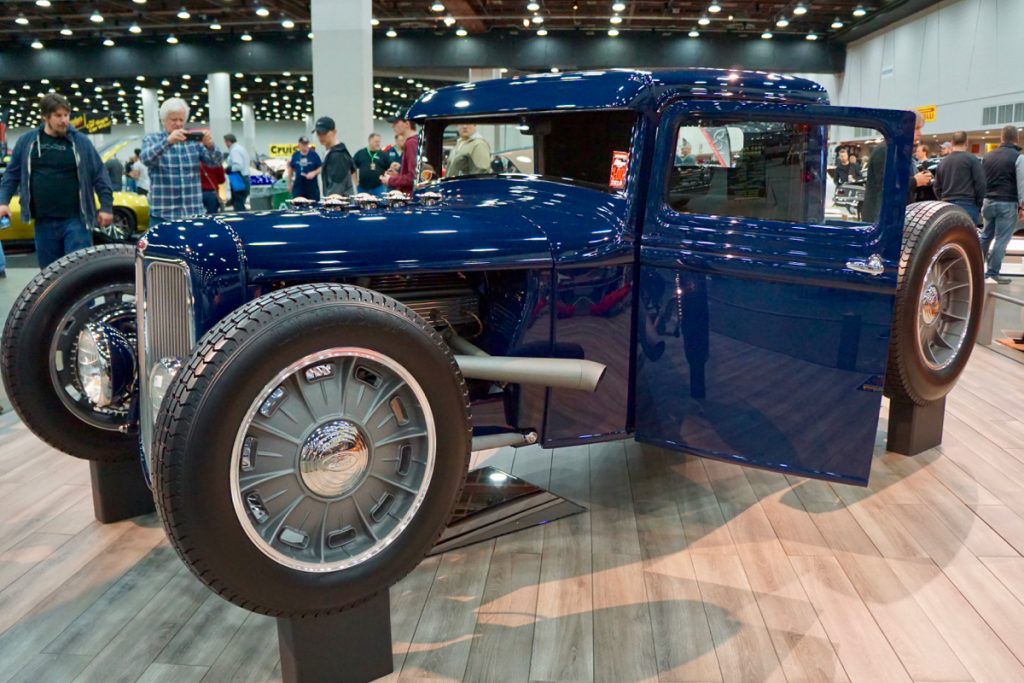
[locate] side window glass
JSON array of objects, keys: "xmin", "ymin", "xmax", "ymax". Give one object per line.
[{"xmin": 666, "ymin": 120, "xmax": 887, "ymax": 226}]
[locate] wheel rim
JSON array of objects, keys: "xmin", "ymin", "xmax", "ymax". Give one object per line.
[
  {"xmin": 915, "ymin": 242, "xmax": 973, "ymax": 372},
  {"xmin": 48, "ymin": 284, "xmax": 136, "ymax": 430},
  {"xmin": 100, "ymin": 213, "xmax": 133, "ymax": 241},
  {"xmin": 229, "ymin": 347, "xmax": 436, "ymax": 573}
]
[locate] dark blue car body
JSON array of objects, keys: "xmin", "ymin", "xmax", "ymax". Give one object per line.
[{"xmin": 138, "ymin": 69, "xmax": 917, "ymax": 485}]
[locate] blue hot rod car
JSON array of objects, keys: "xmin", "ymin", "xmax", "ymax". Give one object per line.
[{"xmin": 1, "ymin": 69, "xmax": 983, "ymax": 616}]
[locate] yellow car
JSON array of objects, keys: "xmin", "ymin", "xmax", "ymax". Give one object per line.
[{"xmin": 0, "ymin": 137, "xmax": 150, "ymax": 245}]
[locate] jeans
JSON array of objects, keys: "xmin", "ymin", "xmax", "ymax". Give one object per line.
[
  {"xmin": 950, "ymin": 200, "xmax": 981, "ymax": 226},
  {"xmin": 0, "ymin": 238, "xmax": 6, "ymax": 274},
  {"xmin": 981, "ymin": 199, "xmax": 1019, "ymax": 278},
  {"xmin": 202, "ymin": 190, "xmax": 220, "ymax": 215},
  {"xmin": 357, "ymin": 185, "xmax": 385, "ymax": 197},
  {"xmin": 34, "ymin": 216, "xmax": 92, "ymax": 270}
]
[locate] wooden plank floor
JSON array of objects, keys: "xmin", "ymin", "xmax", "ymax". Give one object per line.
[{"xmin": 0, "ymin": 347, "xmax": 1023, "ymax": 682}]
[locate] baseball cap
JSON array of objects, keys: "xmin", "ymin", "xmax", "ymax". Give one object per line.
[
  {"xmin": 298, "ymin": 135, "xmax": 310, "ymax": 143},
  {"xmin": 312, "ymin": 116, "xmax": 335, "ymax": 133}
]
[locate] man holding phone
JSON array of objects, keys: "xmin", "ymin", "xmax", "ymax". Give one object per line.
[{"xmin": 140, "ymin": 97, "xmax": 223, "ymax": 224}]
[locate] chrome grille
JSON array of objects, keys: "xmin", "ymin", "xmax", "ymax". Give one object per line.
[{"xmin": 145, "ymin": 261, "xmax": 193, "ymax": 361}]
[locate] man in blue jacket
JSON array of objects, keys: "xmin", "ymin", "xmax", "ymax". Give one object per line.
[{"xmin": 0, "ymin": 93, "xmax": 113, "ymax": 269}]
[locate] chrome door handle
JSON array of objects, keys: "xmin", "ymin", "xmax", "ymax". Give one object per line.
[{"xmin": 847, "ymin": 254, "xmax": 884, "ymax": 276}]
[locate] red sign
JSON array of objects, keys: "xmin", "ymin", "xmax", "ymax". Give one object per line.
[{"xmin": 609, "ymin": 151, "xmax": 629, "ymax": 189}]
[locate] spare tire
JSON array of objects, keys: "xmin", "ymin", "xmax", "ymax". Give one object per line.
[
  {"xmin": 885, "ymin": 201, "xmax": 984, "ymax": 405},
  {"xmin": 1, "ymin": 244, "xmax": 139, "ymax": 461}
]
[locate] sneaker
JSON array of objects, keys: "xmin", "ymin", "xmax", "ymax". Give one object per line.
[
  {"xmin": 0, "ymin": 269, "xmax": 6, "ymax": 279},
  {"xmin": 986, "ymin": 275, "xmax": 1012, "ymax": 285}
]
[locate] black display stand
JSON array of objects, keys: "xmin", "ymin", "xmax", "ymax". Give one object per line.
[
  {"xmin": 89, "ymin": 459, "xmax": 155, "ymax": 523},
  {"xmin": 278, "ymin": 591, "xmax": 393, "ymax": 683},
  {"xmin": 886, "ymin": 396, "xmax": 946, "ymax": 456}
]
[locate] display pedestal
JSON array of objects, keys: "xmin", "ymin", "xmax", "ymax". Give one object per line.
[
  {"xmin": 89, "ymin": 459, "xmax": 155, "ymax": 523},
  {"xmin": 277, "ymin": 591, "xmax": 393, "ymax": 683},
  {"xmin": 886, "ymin": 397, "xmax": 945, "ymax": 456}
]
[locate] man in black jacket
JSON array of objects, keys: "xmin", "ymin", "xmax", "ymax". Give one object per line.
[
  {"xmin": 981, "ymin": 125, "xmax": 1024, "ymax": 284},
  {"xmin": 934, "ymin": 130, "xmax": 986, "ymax": 225}
]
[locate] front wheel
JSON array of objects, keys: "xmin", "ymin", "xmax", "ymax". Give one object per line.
[
  {"xmin": 153, "ymin": 284, "xmax": 471, "ymax": 616},
  {"xmin": 885, "ymin": 201, "xmax": 984, "ymax": 405}
]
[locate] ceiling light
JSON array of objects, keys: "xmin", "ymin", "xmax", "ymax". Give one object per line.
[
  {"xmin": 371, "ymin": 17, "xmax": 379, "ymax": 26},
  {"xmin": 610, "ymin": 15, "xmax": 622, "ymax": 24},
  {"xmin": 527, "ymin": 2, "xmax": 540, "ymax": 11},
  {"xmin": 698, "ymin": 15, "xmax": 710, "ymax": 25},
  {"xmin": 793, "ymin": 3, "xmax": 808, "ymax": 15},
  {"xmin": 31, "ymin": 39, "xmax": 44, "ymax": 49},
  {"xmin": 532, "ymin": 15, "xmax": 544, "ymax": 23},
  {"xmin": 455, "ymin": 27, "xmax": 468, "ymax": 37},
  {"xmin": 136, "ymin": 75, "xmax": 145, "ymax": 80},
  {"xmin": 806, "ymin": 31, "xmax": 818, "ymax": 40},
  {"xmin": 537, "ymin": 27, "xmax": 548, "ymax": 35},
  {"xmin": 281, "ymin": 18, "xmax": 295, "ymax": 29},
  {"xmin": 307, "ymin": 31, "xmax": 313, "ymax": 38},
  {"xmin": 607, "ymin": 28, "xmax": 619, "ymax": 36},
  {"xmin": 688, "ymin": 29, "xmax": 699, "ymax": 37},
  {"xmin": 386, "ymin": 28, "xmax": 397, "ymax": 37},
  {"xmin": 35, "ymin": 0, "xmax": 51, "ymax": 6},
  {"xmin": 240, "ymin": 32, "xmax": 253, "ymax": 41},
  {"xmin": 708, "ymin": 3, "xmax": 721, "ymax": 13},
  {"xmin": 431, "ymin": 2, "xmax": 445, "ymax": 11},
  {"xmin": 15, "ymin": 15, "xmax": 29, "ymax": 25},
  {"xmin": 60, "ymin": 25, "xmax": 73, "ymax": 35},
  {"xmin": 177, "ymin": 7, "xmax": 190, "ymax": 19},
  {"xmin": 90, "ymin": 10, "xmax": 103, "ymax": 22},
  {"xmin": 103, "ymin": 37, "xmax": 115, "ymax": 46},
  {"xmin": 129, "ymin": 22, "xmax": 142, "ymax": 33},
  {"xmin": 853, "ymin": 5, "xmax": 867, "ymax": 17},
  {"xmin": 761, "ymin": 31, "xmax": 773, "ymax": 39},
  {"xmin": 255, "ymin": 6, "xmax": 270, "ymax": 17},
  {"xmin": 166, "ymin": 34, "xmax": 178, "ymax": 43},
  {"xmin": 133, "ymin": 0, "xmax": 146, "ymax": 3},
  {"xmin": 612, "ymin": 1, "xmax": 626, "ymax": 11},
  {"xmin": 443, "ymin": 15, "xmax": 456, "ymax": 26},
  {"xmin": 776, "ymin": 16, "xmax": 789, "ymax": 27},
  {"xmin": 831, "ymin": 17, "xmax": 844, "ymax": 29},
  {"xmin": 210, "ymin": 21, "xmax": 222, "ymax": 29}
]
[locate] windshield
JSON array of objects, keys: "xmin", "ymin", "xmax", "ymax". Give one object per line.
[{"xmin": 421, "ymin": 110, "xmax": 639, "ymax": 192}]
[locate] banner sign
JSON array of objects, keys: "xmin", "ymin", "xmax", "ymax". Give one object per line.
[
  {"xmin": 70, "ymin": 112, "xmax": 112, "ymax": 135},
  {"xmin": 916, "ymin": 105, "xmax": 937, "ymax": 123},
  {"xmin": 269, "ymin": 143, "xmax": 317, "ymax": 158}
]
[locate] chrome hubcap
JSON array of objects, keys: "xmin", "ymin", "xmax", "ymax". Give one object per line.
[
  {"xmin": 916, "ymin": 243, "xmax": 973, "ymax": 371},
  {"xmin": 299, "ymin": 420, "xmax": 370, "ymax": 498},
  {"xmin": 230, "ymin": 348, "xmax": 435, "ymax": 573}
]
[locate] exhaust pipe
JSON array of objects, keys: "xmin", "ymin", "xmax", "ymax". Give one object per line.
[
  {"xmin": 455, "ymin": 355, "xmax": 606, "ymax": 392},
  {"xmin": 471, "ymin": 430, "xmax": 539, "ymax": 451}
]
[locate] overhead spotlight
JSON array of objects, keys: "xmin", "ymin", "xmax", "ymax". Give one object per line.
[
  {"xmin": 129, "ymin": 22, "xmax": 142, "ymax": 34},
  {"xmin": 853, "ymin": 4, "xmax": 867, "ymax": 17},
  {"xmin": 688, "ymin": 29, "xmax": 699, "ymax": 37},
  {"xmin": 240, "ymin": 32, "xmax": 253, "ymax": 41},
  {"xmin": 607, "ymin": 28, "xmax": 619, "ymax": 36},
  {"xmin": 166, "ymin": 34, "xmax": 179, "ymax": 43},
  {"xmin": 761, "ymin": 31, "xmax": 773, "ymax": 39},
  {"xmin": 371, "ymin": 17, "xmax": 380, "ymax": 26},
  {"xmin": 527, "ymin": 2, "xmax": 540, "ymax": 10},
  {"xmin": 90, "ymin": 10, "xmax": 103, "ymax": 22},
  {"xmin": 177, "ymin": 7, "xmax": 190, "ymax": 19},
  {"xmin": 532, "ymin": 15, "xmax": 544, "ymax": 23},
  {"xmin": 31, "ymin": 39, "xmax": 44, "ymax": 49},
  {"xmin": 610, "ymin": 15, "xmax": 622, "ymax": 24},
  {"xmin": 307, "ymin": 31, "xmax": 314, "ymax": 38},
  {"xmin": 60, "ymin": 25, "xmax": 73, "ymax": 35},
  {"xmin": 255, "ymin": 6, "xmax": 270, "ymax": 17},
  {"xmin": 430, "ymin": 2, "xmax": 445, "ymax": 11},
  {"xmin": 537, "ymin": 27, "xmax": 548, "ymax": 35},
  {"xmin": 103, "ymin": 37, "xmax": 115, "ymax": 46},
  {"xmin": 455, "ymin": 27, "xmax": 468, "ymax": 36},
  {"xmin": 708, "ymin": 3, "xmax": 722, "ymax": 13},
  {"xmin": 281, "ymin": 17, "xmax": 295, "ymax": 29},
  {"xmin": 210, "ymin": 21, "xmax": 222, "ymax": 30},
  {"xmin": 443, "ymin": 15, "xmax": 456, "ymax": 26},
  {"xmin": 776, "ymin": 16, "xmax": 790, "ymax": 27},
  {"xmin": 612, "ymin": 1, "xmax": 626, "ymax": 11},
  {"xmin": 133, "ymin": 0, "xmax": 147, "ymax": 3},
  {"xmin": 793, "ymin": 3, "xmax": 808, "ymax": 15},
  {"xmin": 35, "ymin": 0, "xmax": 51, "ymax": 6},
  {"xmin": 15, "ymin": 15, "xmax": 29, "ymax": 25},
  {"xmin": 805, "ymin": 31, "xmax": 818, "ymax": 40},
  {"xmin": 386, "ymin": 28, "xmax": 397, "ymax": 37},
  {"xmin": 698, "ymin": 15, "xmax": 710, "ymax": 25},
  {"xmin": 831, "ymin": 17, "xmax": 844, "ymax": 29}
]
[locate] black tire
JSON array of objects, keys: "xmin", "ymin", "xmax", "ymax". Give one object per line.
[
  {"xmin": 1, "ymin": 244, "xmax": 139, "ymax": 462},
  {"xmin": 93, "ymin": 209, "xmax": 137, "ymax": 244},
  {"xmin": 885, "ymin": 201, "xmax": 984, "ymax": 405},
  {"xmin": 153, "ymin": 283, "xmax": 471, "ymax": 617}
]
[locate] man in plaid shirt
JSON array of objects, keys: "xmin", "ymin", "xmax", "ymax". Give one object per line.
[{"xmin": 141, "ymin": 97, "xmax": 224, "ymax": 223}]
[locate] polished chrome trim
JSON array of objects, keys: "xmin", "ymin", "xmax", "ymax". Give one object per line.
[{"xmin": 846, "ymin": 253, "xmax": 885, "ymax": 276}]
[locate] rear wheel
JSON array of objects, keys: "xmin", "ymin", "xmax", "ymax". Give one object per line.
[
  {"xmin": 93, "ymin": 208, "xmax": 137, "ymax": 244},
  {"xmin": 885, "ymin": 202, "xmax": 984, "ymax": 405}
]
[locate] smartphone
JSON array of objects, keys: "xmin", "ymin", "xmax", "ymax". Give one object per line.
[
  {"xmin": 0, "ymin": 215, "xmax": 10, "ymax": 230},
  {"xmin": 184, "ymin": 130, "xmax": 205, "ymax": 142}
]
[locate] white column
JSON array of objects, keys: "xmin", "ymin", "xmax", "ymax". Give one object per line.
[
  {"xmin": 242, "ymin": 104, "xmax": 256, "ymax": 161},
  {"xmin": 207, "ymin": 72, "xmax": 232, "ymax": 141},
  {"xmin": 141, "ymin": 87, "xmax": 160, "ymax": 134},
  {"xmin": 468, "ymin": 69, "xmax": 503, "ymax": 151},
  {"xmin": 311, "ymin": 0, "xmax": 372, "ymax": 148}
]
